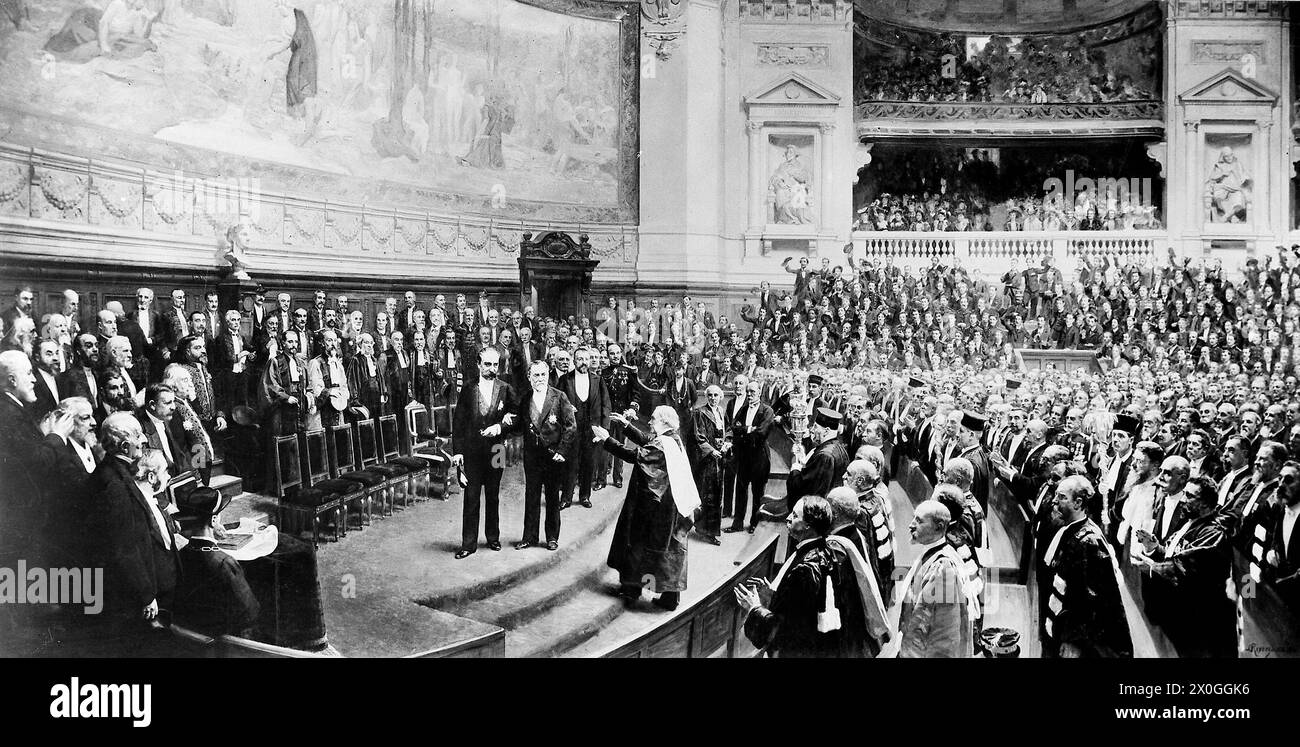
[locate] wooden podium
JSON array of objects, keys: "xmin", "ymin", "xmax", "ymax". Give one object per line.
[{"xmin": 517, "ymin": 231, "xmax": 600, "ymax": 322}]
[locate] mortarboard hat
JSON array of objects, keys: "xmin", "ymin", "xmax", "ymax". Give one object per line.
[
  {"xmin": 961, "ymin": 412, "xmax": 987, "ymax": 432},
  {"xmin": 1114, "ymin": 413, "xmax": 1141, "ymax": 437},
  {"xmin": 173, "ymin": 486, "xmax": 232, "ymax": 525}
]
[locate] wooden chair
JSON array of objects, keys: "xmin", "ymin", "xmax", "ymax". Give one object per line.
[
  {"xmin": 378, "ymin": 413, "xmax": 419, "ymax": 508},
  {"xmin": 397, "ymin": 403, "xmax": 453, "ymax": 501},
  {"xmin": 326, "ymin": 421, "xmax": 377, "ymax": 528},
  {"xmin": 273, "ymin": 433, "xmax": 342, "ymax": 549},
  {"xmin": 359, "ymin": 414, "xmax": 412, "ymax": 512}
]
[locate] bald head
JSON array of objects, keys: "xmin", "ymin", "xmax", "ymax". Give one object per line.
[{"xmin": 911, "ymin": 500, "xmax": 951, "ymax": 544}]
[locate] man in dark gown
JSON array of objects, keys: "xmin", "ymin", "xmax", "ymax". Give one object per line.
[
  {"xmin": 734, "ymin": 495, "xmax": 880, "ymax": 657},
  {"xmin": 595, "ymin": 405, "xmax": 699, "ymax": 611}
]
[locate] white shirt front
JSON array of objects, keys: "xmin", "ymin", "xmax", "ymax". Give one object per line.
[
  {"xmin": 1007, "ymin": 432, "xmax": 1025, "ymax": 462},
  {"xmin": 1101, "ymin": 451, "xmax": 1128, "ymax": 496},
  {"xmin": 531, "ymin": 389, "xmax": 547, "ymax": 420},
  {"xmin": 744, "ymin": 400, "xmax": 758, "ymax": 427},
  {"xmin": 478, "ymin": 378, "xmax": 495, "ymax": 407},
  {"xmin": 38, "ymin": 368, "xmax": 57, "ymax": 401},
  {"xmin": 574, "ymin": 372, "xmax": 589, "ymax": 402},
  {"xmin": 147, "ymin": 411, "xmax": 174, "ymax": 466},
  {"xmin": 1283, "ymin": 503, "xmax": 1299, "ymax": 556},
  {"xmin": 1218, "ymin": 466, "xmax": 1248, "ymax": 506},
  {"xmin": 137, "ymin": 482, "xmax": 172, "ymax": 550},
  {"xmin": 288, "ymin": 356, "xmax": 299, "ymax": 382},
  {"xmin": 61, "ymin": 434, "xmax": 96, "ymax": 473}
]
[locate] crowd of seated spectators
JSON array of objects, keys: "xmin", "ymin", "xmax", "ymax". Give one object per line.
[
  {"xmin": 855, "ymin": 149, "xmax": 1162, "ymax": 232},
  {"xmin": 856, "ymin": 33, "xmax": 1158, "ymax": 105}
]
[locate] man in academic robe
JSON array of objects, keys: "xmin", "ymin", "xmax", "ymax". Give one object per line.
[
  {"xmin": 735, "ymin": 495, "xmax": 880, "ymax": 657},
  {"xmin": 513, "ymin": 360, "xmax": 575, "ymax": 551},
  {"xmin": 258, "ymin": 330, "xmax": 310, "ymax": 438},
  {"xmin": 595, "ymin": 404, "xmax": 700, "ymax": 611},
  {"xmin": 1040, "ymin": 475, "xmax": 1133, "ymax": 658},
  {"xmin": 896, "ymin": 499, "xmax": 974, "ymax": 658},
  {"xmin": 1135, "ymin": 475, "xmax": 1237, "ymax": 658},
  {"xmin": 347, "ymin": 332, "xmax": 389, "ymax": 418},
  {"xmin": 557, "ymin": 345, "xmax": 610, "ymax": 510},
  {"xmin": 691, "ymin": 385, "xmax": 729, "ymax": 545},
  {"xmin": 307, "ymin": 329, "xmax": 351, "ymax": 429},
  {"xmin": 451, "ymin": 347, "xmax": 517, "ymax": 559},
  {"xmin": 1098, "ymin": 413, "xmax": 1139, "ymax": 541},
  {"xmin": 386, "ymin": 330, "xmax": 415, "ymax": 416},
  {"xmin": 1260, "ymin": 462, "xmax": 1300, "ymax": 613},
  {"xmin": 953, "ymin": 411, "xmax": 992, "ymax": 511},
  {"xmin": 784, "ymin": 407, "xmax": 850, "ymax": 511},
  {"xmin": 726, "ymin": 379, "xmax": 774, "ymax": 534},
  {"xmin": 171, "ymin": 486, "xmax": 261, "ymax": 638}
]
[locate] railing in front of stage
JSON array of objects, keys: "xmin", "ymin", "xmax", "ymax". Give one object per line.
[
  {"xmin": 850, "ymin": 230, "xmax": 1163, "ymax": 276},
  {"xmin": 595, "ymin": 533, "xmax": 781, "ymax": 659}
]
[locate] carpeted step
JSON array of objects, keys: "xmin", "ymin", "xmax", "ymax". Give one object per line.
[
  {"xmin": 505, "ymin": 586, "xmax": 627, "ymax": 658},
  {"xmin": 439, "ymin": 512, "xmax": 621, "ymax": 630}
]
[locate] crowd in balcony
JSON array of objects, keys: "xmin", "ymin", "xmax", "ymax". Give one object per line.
[
  {"xmin": 855, "ymin": 148, "xmax": 1162, "ymax": 232},
  {"xmin": 856, "ymin": 34, "xmax": 1158, "ymax": 105}
]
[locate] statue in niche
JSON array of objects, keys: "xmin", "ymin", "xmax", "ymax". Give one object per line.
[
  {"xmin": 1205, "ymin": 146, "xmax": 1250, "ymax": 223},
  {"xmin": 222, "ymin": 220, "xmax": 256, "ymax": 281},
  {"xmin": 770, "ymin": 144, "xmax": 814, "ymax": 225}
]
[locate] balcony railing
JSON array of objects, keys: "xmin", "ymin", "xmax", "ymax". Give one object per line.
[{"xmin": 850, "ymin": 229, "xmax": 1165, "ymax": 274}]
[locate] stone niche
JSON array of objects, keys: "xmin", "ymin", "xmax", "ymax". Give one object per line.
[
  {"xmin": 1176, "ymin": 68, "xmax": 1281, "ymax": 245},
  {"xmin": 742, "ymin": 73, "xmax": 840, "ymax": 257}
]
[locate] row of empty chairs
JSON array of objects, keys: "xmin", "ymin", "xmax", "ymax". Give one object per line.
[{"xmin": 273, "ymin": 403, "xmax": 455, "ymax": 547}]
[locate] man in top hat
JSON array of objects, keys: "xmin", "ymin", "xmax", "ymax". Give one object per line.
[
  {"xmin": 171, "ymin": 486, "xmax": 261, "ymax": 637},
  {"xmin": 784, "ymin": 408, "xmax": 850, "ymax": 512}
]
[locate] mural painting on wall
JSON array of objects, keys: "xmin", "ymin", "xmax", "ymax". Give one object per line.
[{"xmin": 0, "ymin": 0, "xmax": 630, "ymax": 220}]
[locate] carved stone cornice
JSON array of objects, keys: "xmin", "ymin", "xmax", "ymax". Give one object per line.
[
  {"xmin": 854, "ymin": 99, "xmax": 1165, "ymax": 122},
  {"xmin": 741, "ymin": 0, "xmax": 852, "ymax": 23},
  {"xmin": 1171, "ymin": 1, "xmax": 1287, "ymax": 20}
]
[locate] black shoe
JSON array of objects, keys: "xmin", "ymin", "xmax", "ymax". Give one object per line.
[
  {"xmin": 515, "ymin": 541, "xmax": 535, "ymax": 550},
  {"xmin": 723, "ymin": 525, "xmax": 744, "ymax": 534},
  {"xmin": 546, "ymin": 540, "xmax": 558, "ymax": 551},
  {"xmin": 702, "ymin": 535, "xmax": 722, "ymax": 546},
  {"xmin": 612, "ymin": 479, "xmax": 622, "ymax": 488},
  {"xmin": 721, "ymin": 510, "xmax": 732, "ymax": 519},
  {"xmin": 651, "ymin": 596, "xmax": 679, "ymax": 612},
  {"xmin": 487, "ymin": 541, "xmax": 502, "ymax": 551},
  {"xmin": 559, "ymin": 501, "xmax": 573, "ymax": 511},
  {"xmin": 454, "ymin": 548, "xmax": 475, "ymax": 560},
  {"xmin": 594, "ymin": 482, "xmax": 606, "ymax": 491},
  {"xmin": 580, "ymin": 500, "xmax": 592, "ymax": 508},
  {"xmin": 747, "ymin": 525, "xmax": 756, "ymax": 534}
]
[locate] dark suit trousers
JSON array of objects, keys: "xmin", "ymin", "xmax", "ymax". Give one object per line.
[
  {"xmin": 730, "ymin": 458, "xmax": 765, "ymax": 529},
  {"xmin": 696, "ymin": 453, "xmax": 723, "ymax": 537},
  {"xmin": 461, "ymin": 459, "xmax": 504, "ymax": 549},
  {"xmin": 604, "ymin": 420, "xmax": 626, "ymax": 485},
  {"xmin": 722, "ymin": 457, "xmax": 736, "ymax": 517},
  {"xmin": 564, "ymin": 423, "xmax": 598, "ymax": 504},
  {"xmin": 522, "ymin": 450, "xmax": 563, "ymax": 543}
]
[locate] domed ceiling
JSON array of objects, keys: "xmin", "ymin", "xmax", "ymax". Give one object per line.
[{"xmin": 855, "ymin": 0, "xmax": 1159, "ymax": 34}]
